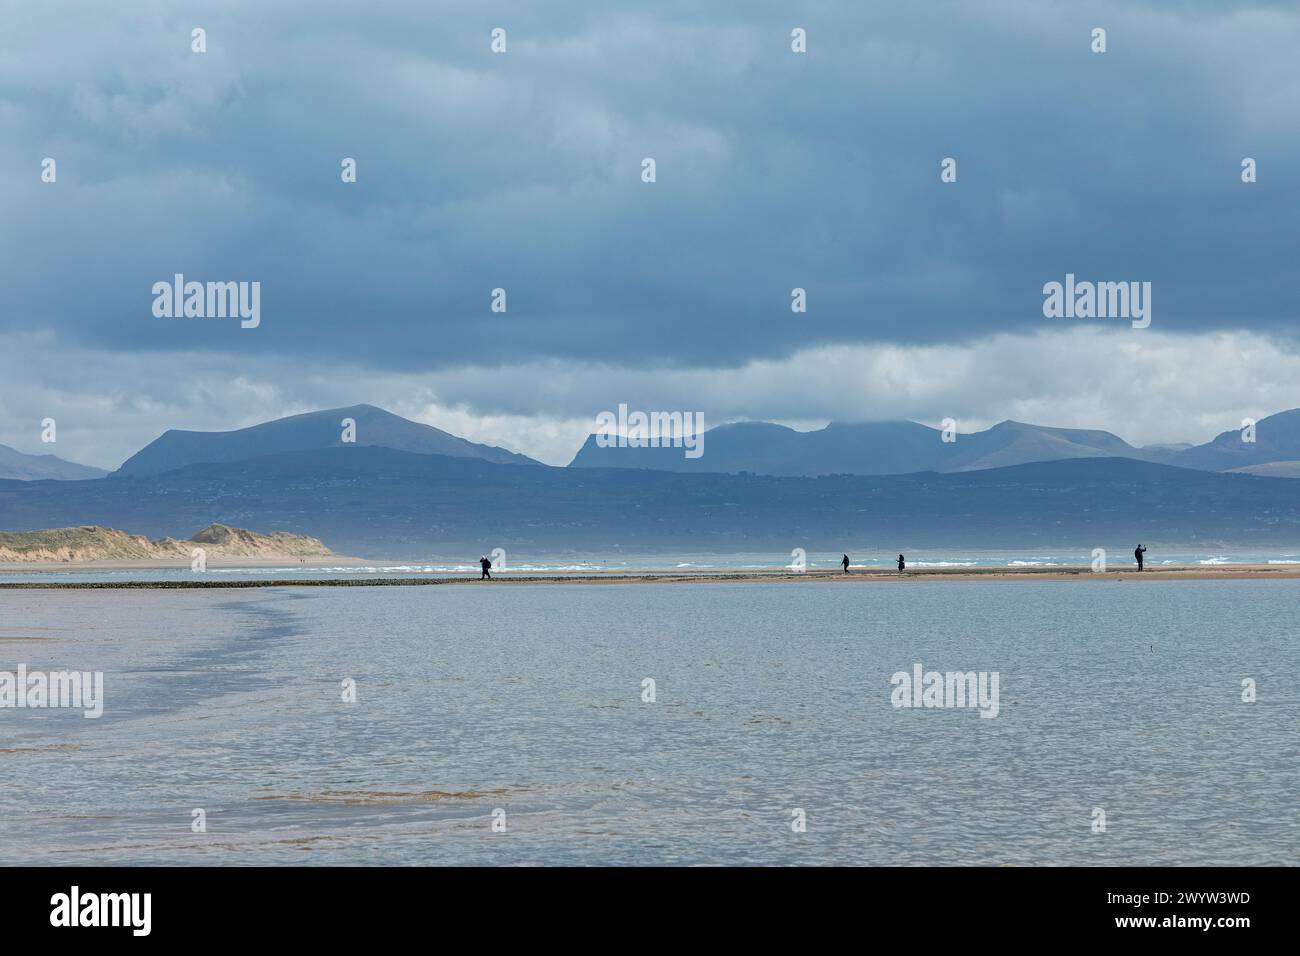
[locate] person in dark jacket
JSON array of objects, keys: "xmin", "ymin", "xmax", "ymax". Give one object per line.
[
  {"xmin": 897, "ymin": 554, "xmax": 906, "ymax": 573},
  {"xmin": 1134, "ymin": 544, "xmax": 1147, "ymax": 571},
  {"xmin": 841, "ymin": 554, "xmax": 850, "ymax": 573},
  {"xmin": 479, "ymin": 556, "xmax": 492, "ymax": 580}
]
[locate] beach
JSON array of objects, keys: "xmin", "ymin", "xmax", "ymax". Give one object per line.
[{"xmin": 2, "ymin": 562, "xmax": 1300, "ymax": 587}]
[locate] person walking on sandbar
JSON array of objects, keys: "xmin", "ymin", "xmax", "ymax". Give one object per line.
[
  {"xmin": 479, "ymin": 555, "xmax": 493, "ymax": 580},
  {"xmin": 1134, "ymin": 544, "xmax": 1147, "ymax": 572},
  {"xmin": 897, "ymin": 554, "xmax": 906, "ymax": 573},
  {"xmin": 842, "ymin": 554, "xmax": 850, "ymax": 573}
]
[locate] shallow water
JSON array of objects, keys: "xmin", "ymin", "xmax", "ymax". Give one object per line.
[{"xmin": 1, "ymin": 580, "xmax": 1297, "ymax": 865}]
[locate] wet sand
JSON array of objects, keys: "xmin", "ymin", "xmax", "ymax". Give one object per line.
[{"xmin": 2, "ymin": 564, "xmax": 1298, "ymax": 588}]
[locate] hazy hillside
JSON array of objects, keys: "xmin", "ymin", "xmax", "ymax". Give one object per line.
[
  {"xmin": 942, "ymin": 421, "xmax": 1173, "ymax": 471},
  {"xmin": 114, "ymin": 404, "xmax": 539, "ymax": 476},
  {"xmin": 1228, "ymin": 461, "xmax": 1300, "ymax": 479},
  {"xmin": 570, "ymin": 417, "xmax": 1174, "ymax": 476},
  {"xmin": 569, "ymin": 420, "xmax": 950, "ymax": 475},
  {"xmin": 4, "ymin": 446, "xmax": 1298, "ymax": 557},
  {"xmin": 1173, "ymin": 408, "xmax": 1300, "ymax": 471},
  {"xmin": 0, "ymin": 443, "xmax": 108, "ymax": 481}
]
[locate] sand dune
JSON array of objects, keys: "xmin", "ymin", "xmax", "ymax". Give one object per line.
[{"xmin": 0, "ymin": 523, "xmax": 332, "ymax": 564}]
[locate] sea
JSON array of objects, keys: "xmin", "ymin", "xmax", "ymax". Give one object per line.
[{"xmin": 1, "ymin": 575, "xmax": 1297, "ymax": 865}]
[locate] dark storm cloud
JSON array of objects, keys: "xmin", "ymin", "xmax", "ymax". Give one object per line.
[{"xmin": 3, "ymin": 0, "xmax": 1298, "ymax": 372}]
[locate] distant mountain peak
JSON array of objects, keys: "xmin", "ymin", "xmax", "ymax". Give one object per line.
[
  {"xmin": 114, "ymin": 405, "xmax": 540, "ymax": 477},
  {"xmin": 0, "ymin": 443, "xmax": 109, "ymax": 481}
]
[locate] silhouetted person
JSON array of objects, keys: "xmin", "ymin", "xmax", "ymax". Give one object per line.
[
  {"xmin": 897, "ymin": 554, "xmax": 906, "ymax": 573},
  {"xmin": 1134, "ymin": 544, "xmax": 1147, "ymax": 572},
  {"xmin": 842, "ymin": 554, "xmax": 850, "ymax": 573},
  {"xmin": 479, "ymin": 556, "xmax": 492, "ymax": 580}
]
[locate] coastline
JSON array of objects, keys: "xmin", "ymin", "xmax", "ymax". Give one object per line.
[
  {"xmin": 2, "ymin": 563, "xmax": 1299, "ymax": 588},
  {"xmin": 0, "ymin": 554, "xmax": 377, "ymax": 572}
]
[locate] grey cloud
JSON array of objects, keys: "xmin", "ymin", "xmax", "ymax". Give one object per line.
[
  {"xmin": 3, "ymin": 328, "xmax": 1299, "ymax": 469},
  {"xmin": 3, "ymin": 0, "xmax": 1299, "ymax": 375}
]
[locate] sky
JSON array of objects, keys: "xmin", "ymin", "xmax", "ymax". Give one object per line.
[{"xmin": 2, "ymin": 0, "xmax": 1299, "ymax": 468}]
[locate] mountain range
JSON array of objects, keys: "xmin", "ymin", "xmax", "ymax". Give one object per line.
[
  {"xmin": 4, "ymin": 404, "xmax": 1300, "ymax": 482},
  {"xmin": 2, "ymin": 446, "xmax": 1297, "ymax": 556},
  {"xmin": 4, "ymin": 404, "xmax": 1300, "ymax": 555},
  {"xmin": 569, "ymin": 411, "xmax": 1300, "ymax": 477}
]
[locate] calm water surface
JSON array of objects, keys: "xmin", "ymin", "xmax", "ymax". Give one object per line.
[{"xmin": 1, "ymin": 580, "xmax": 1297, "ymax": 865}]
